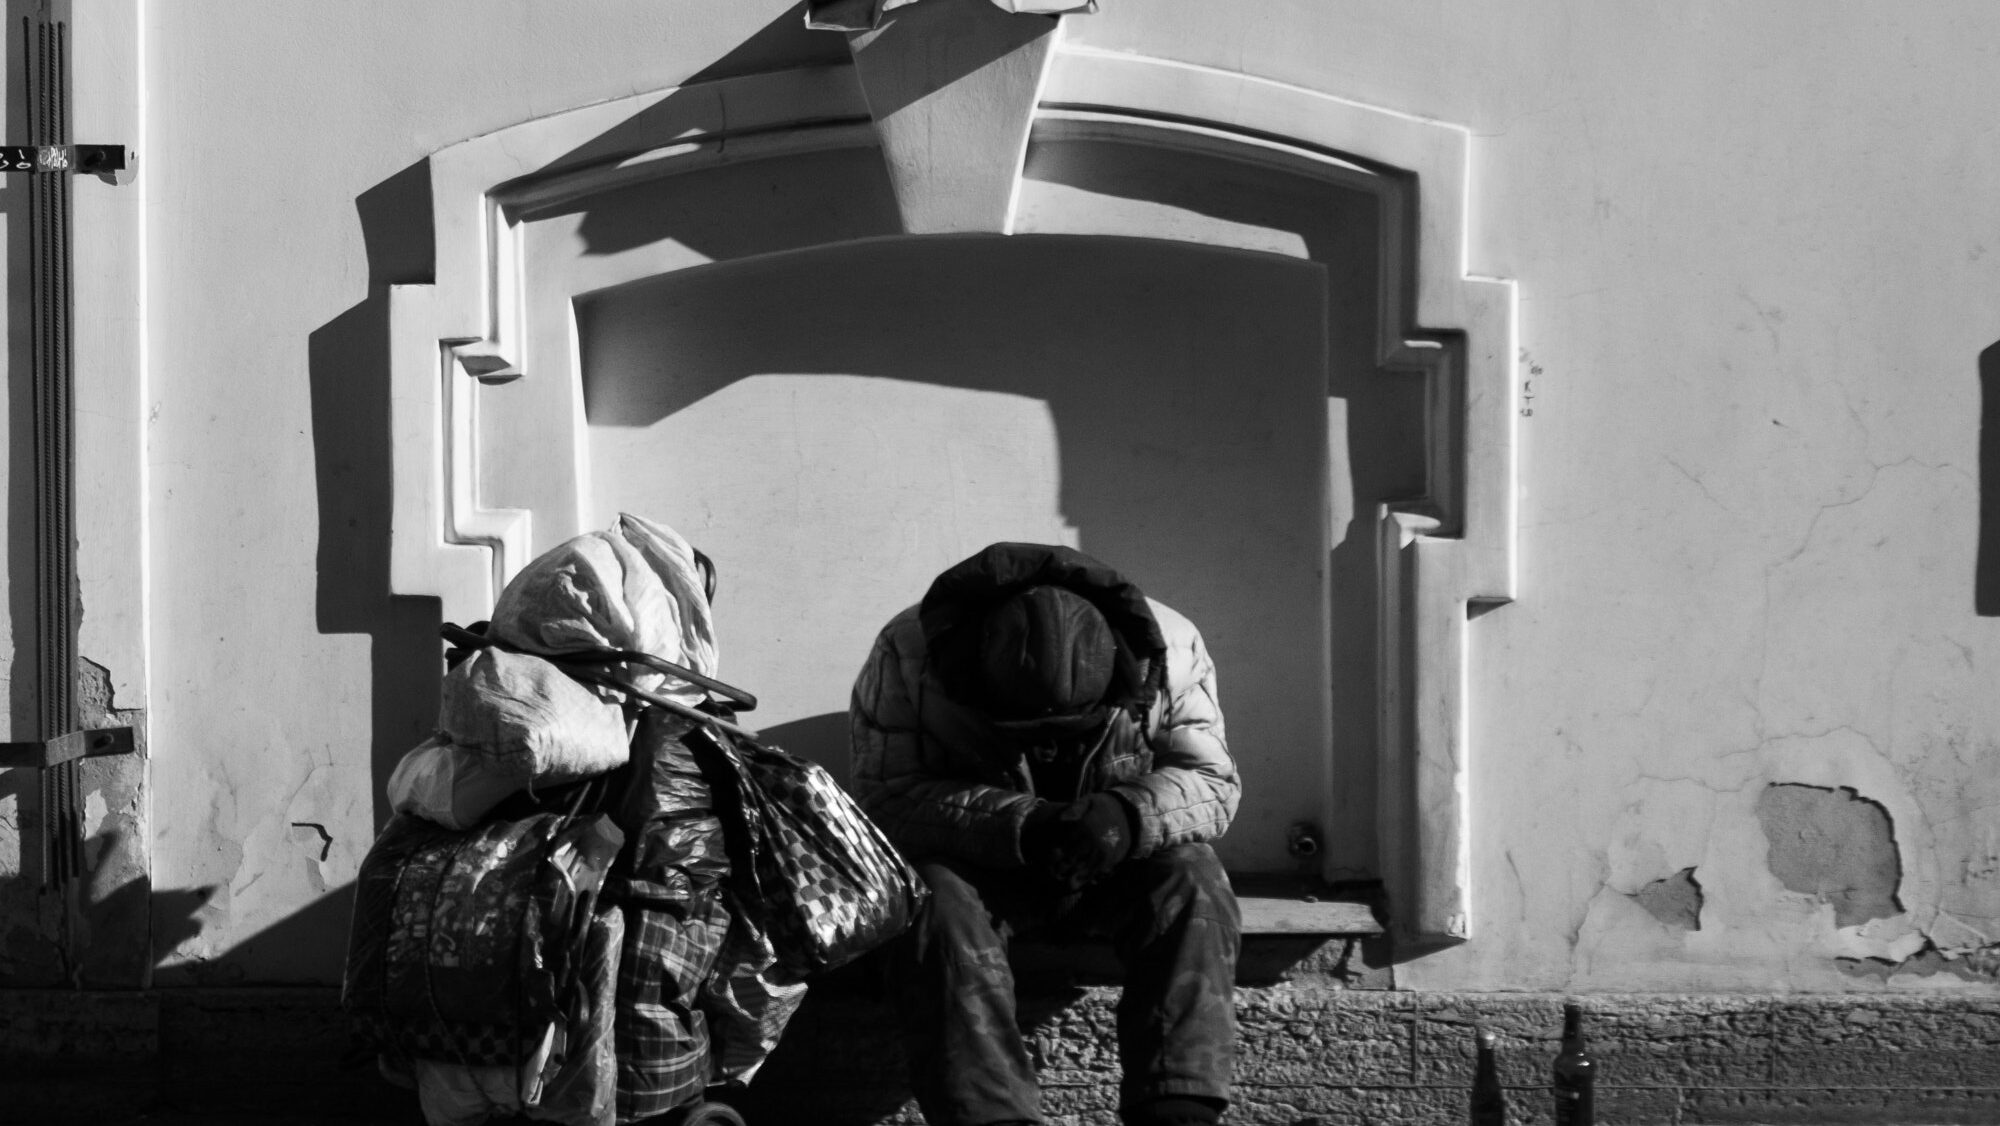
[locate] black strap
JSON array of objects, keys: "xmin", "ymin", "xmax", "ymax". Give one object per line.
[{"xmin": 440, "ymin": 621, "xmax": 757, "ymax": 712}]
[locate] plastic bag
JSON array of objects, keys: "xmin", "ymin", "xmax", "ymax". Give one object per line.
[
  {"xmin": 701, "ymin": 905, "xmax": 809, "ymax": 1084},
  {"xmin": 490, "ymin": 514, "xmax": 717, "ymax": 705},
  {"xmin": 386, "ymin": 737, "xmax": 527, "ymax": 830},
  {"xmin": 690, "ymin": 727, "xmax": 928, "ymax": 980},
  {"xmin": 438, "ymin": 648, "xmax": 630, "ymax": 782}
]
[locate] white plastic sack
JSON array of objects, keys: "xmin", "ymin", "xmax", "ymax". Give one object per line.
[
  {"xmin": 386, "ymin": 737, "xmax": 527, "ymax": 831},
  {"xmin": 489, "ymin": 514, "xmax": 717, "ymax": 705},
  {"xmin": 439, "ymin": 648, "xmax": 630, "ymax": 783}
]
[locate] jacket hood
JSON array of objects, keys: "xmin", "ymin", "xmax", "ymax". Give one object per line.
[{"xmin": 919, "ymin": 542, "xmax": 1167, "ymax": 719}]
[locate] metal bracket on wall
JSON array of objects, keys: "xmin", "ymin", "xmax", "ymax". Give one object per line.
[
  {"xmin": 0, "ymin": 143, "xmax": 130, "ymax": 181},
  {"xmin": 0, "ymin": 728, "xmax": 139, "ymax": 894},
  {"xmin": 0, "ymin": 727, "xmax": 137, "ymax": 769}
]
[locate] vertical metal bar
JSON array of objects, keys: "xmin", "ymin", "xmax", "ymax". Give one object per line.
[
  {"xmin": 54, "ymin": 18, "xmax": 77, "ymax": 890},
  {"xmin": 26, "ymin": 8, "xmax": 78, "ymax": 893}
]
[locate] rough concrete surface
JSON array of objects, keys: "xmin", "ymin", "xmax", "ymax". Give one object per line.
[
  {"xmin": 1633, "ymin": 867, "xmax": 1705, "ymax": 932},
  {"xmin": 10, "ymin": 986, "xmax": 2000, "ymax": 1125},
  {"xmin": 1756, "ymin": 784, "xmax": 1905, "ymax": 928}
]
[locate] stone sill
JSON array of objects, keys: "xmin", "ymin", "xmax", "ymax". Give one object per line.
[
  {"xmin": 1238, "ymin": 894, "xmax": 1381, "ymax": 936},
  {"xmin": 1005, "ymin": 882, "xmax": 1387, "ymax": 988}
]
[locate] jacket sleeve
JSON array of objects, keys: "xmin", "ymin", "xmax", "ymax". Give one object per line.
[
  {"xmin": 847, "ymin": 614, "xmax": 1037, "ymax": 869},
  {"xmin": 1109, "ymin": 602, "xmax": 1240, "ymax": 856}
]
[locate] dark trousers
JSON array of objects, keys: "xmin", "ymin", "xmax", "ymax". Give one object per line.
[{"xmin": 891, "ymin": 843, "xmax": 1240, "ymax": 1126}]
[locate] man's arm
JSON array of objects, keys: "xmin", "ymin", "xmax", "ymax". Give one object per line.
[
  {"xmin": 1108, "ymin": 601, "xmax": 1241, "ymax": 857},
  {"xmin": 848, "ymin": 614, "xmax": 1037, "ymax": 869}
]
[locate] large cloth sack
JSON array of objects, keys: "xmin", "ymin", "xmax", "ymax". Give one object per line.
[
  {"xmin": 689, "ymin": 727, "xmax": 928, "ymax": 980},
  {"xmin": 490, "ymin": 513, "xmax": 717, "ymax": 705},
  {"xmin": 386, "ymin": 513, "xmax": 718, "ymax": 828},
  {"xmin": 343, "ymin": 810, "xmax": 625, "ymax": 1072},
  {"xmin": 385, "ymin": 649, "xmax": 630, "ymax": 830},
  {"xmin": 437, "ymin": 648, "xmax": 631, "ymax": 782},
  {"xmin": 409, "ymin": 905, "xmax": 623, "ymax": 1126},
  {"xmin": 385, "ymin": 736, "xmax": 529, "ymax": 831}
]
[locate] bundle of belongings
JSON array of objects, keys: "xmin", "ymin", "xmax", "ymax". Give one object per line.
[{"xmin": 344, "ymin": 514, "xmax": 928, "ymax": 1126}]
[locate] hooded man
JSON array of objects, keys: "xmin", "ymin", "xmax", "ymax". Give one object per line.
[{"xmin": 849, "ymin": 543, "xmax": 1242, "ymax": 1126}]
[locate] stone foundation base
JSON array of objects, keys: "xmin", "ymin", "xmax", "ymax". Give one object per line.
[{"xmin": 4, "ymin": 986, "xmax": 1997, "ymax": 1124}]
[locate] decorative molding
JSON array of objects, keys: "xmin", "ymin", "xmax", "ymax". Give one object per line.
[
  {"xmin": 385, "ymin": 46, "xmax": 1516, "ymax": 944},
  {"xmin": 846, "ymin": 0, "xmax": 1063, "ymax": 233}
]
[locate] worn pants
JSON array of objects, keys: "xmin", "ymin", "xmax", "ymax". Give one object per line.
[{"xmin": 893, "ymin": 843, "xmax": 1240, "ymax": 1126}]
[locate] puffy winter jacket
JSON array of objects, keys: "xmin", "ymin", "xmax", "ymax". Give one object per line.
[{"xmin": 848, "ymin": 544, "xmax": 1240, "ymax": 869}]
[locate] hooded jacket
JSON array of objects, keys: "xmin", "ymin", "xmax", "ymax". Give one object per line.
[{"xmin": 848, "ymin": 543, "xmax": 1240, "ymax": 869}]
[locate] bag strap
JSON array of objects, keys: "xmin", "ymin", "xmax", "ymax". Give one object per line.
[{"xmin": 442, "ymin": 620, "xmax": 760, "ymax": 728}]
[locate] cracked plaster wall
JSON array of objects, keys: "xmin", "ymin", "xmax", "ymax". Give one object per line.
[{"xmin": 61, "ymin": 0, "xmax": 2000, "ymax": 995}]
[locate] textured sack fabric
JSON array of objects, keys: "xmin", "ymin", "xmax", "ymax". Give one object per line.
[
  {"xmin": 343, "ymin": 811, "xmax": 625, "ymax": 1071},
  {"xmin": 692, "ymin": 727, "xmax": 928, "ymax": 979},
  {"xmin": 490, "ymin": 514, "xmax": 717, "ymax": 704},
  {"xmin": 385, "ymin": 514, "xmax": 715, "ymax": 827},
  {"xmin": 437, "ymin": 648, "xmax": 631, "ymax": 784},
  {"xmin": 408, "ymin": 905, "xmax": 621, "ymax": 1126},
  {"xmin": 386, "ymin": 735, "xmax": 531, "ymax": 830},
  {"xmin": 613, "ymin": 892, "xmax": 729, "ymax": 1120}
]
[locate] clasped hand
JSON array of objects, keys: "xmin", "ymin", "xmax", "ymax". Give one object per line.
[{"xmin": 1021, "ymin": 792, "xmax": 1136, "ymax": 889}]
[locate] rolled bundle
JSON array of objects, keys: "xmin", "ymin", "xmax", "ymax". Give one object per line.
[{"xmin": 388, "ymin": 514, "xmax": 720, "ymax": 828}]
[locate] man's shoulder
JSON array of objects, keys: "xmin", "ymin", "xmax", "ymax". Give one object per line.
[
  {"xmin": 876, "ymin": 603, "xmax": 925, "ymax": 650},
  {"xmin": 861, "ymin": 603, "xmax": 928, "ymax": 680},
  {"xmin": 1143, "ymin": 597, "xmax": 1205, "ymax": 652}
]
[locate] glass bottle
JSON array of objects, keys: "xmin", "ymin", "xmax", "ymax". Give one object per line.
[
  {"xmin": 1470, "ymin": 1027, "xmax": 1507, "ymax": 1126},
  {"xmin": 1551, "ymin": 1002, "xmax": 1594, "ymax": 1126}
]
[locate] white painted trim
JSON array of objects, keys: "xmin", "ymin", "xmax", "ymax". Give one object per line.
[
  {"xmin": 72, "ymin": 0, "xmax": 148, "ymax": 707},
  {"xmin": 387, "ymin": 48, "xmax": 1517, "ymax": 945}
]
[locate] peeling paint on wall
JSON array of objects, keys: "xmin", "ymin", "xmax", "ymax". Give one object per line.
[
  {"xmin": 1837, "ymin": 940, "xmax": 2000, "ymax": 983},
  {"xmin": 1755, "ymin": 783, "xmax": 1903, "ymax": 928},
  {"xmin": 1631, "ymin": 867, "xmax": 1703, "ymax": 931}
]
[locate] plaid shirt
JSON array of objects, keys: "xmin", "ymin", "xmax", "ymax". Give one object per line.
[
  {"xmin": 614, "ymin": 890, "xmax": 731, "ymax": 1119},
  {"xmin": 611, "ymin": 718, "xmax": 808, "ymax": 1122}
]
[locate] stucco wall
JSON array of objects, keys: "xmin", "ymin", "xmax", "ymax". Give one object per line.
[{"xmin": 5, "ymin": 0, "xmax": 1991, "ymax": 992}]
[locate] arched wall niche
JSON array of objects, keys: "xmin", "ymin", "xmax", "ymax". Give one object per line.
[{"xmin": 383, "ymin": 47, "xmax": 1516, "ymax": 945}]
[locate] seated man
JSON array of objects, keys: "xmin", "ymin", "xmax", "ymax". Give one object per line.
[{"xmin": 849, "ymin": 542, "xmax": 1242, "ymax": 1126}]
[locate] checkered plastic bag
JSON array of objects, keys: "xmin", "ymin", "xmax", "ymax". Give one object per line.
[{"xmin": 687, "ymin": 726, "xmax": 928, "ymax": 981}]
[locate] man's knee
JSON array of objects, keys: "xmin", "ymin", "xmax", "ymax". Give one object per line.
[
  {"xmin": 912, "ymin": 861, "xmax": 1011, "ymax": 959},
  {"xmin": 1136, "ymin": 844, "xmax": 1239, "ymax": 933}
]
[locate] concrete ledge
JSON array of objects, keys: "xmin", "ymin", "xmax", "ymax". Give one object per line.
[{"xmin": 6, "ymin": 988, "xmax": 2000, "ymax": 1124}]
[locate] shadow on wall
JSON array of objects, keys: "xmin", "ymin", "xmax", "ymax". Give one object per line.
[
  {"xmin": 0, "ymin": 828, "xmax": 214, "ymax": 986},
  {"xmin": 1024, "ymin": 139, "xmax": 1420, "ymax": 874},
  {"xmin": 546, "ymin": 118, "xmax": 1424, "ymax": 873},
  {"xmin": 152, "ymin": 880, "xmax": 353, "ymax": 988},
  {"xmin": 303, "ymin": 3, "xmax": 866, "ymax": 830},
  {"xmin": 758, "ymin": 712, "xmax": 852, "ymax": 788},
  {"xmin": 1977, "ymin": 339, "xmax": 2000, "ymax": 614},
  {"xmin": 575, "ymin": 230, "xmax": 1422, "ymax": 872},
  {"xmin": 307, "ymin": 159, "xmax": 446, "ymax": 833}
]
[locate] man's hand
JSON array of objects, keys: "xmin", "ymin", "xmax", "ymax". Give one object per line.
[{"xmin": 1021, "ymin": 792, "xmax": 1137, "ymax": 889}]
